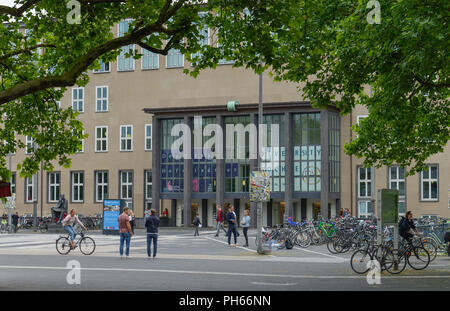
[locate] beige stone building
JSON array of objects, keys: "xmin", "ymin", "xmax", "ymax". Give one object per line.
[{"xmin": 6, "ymin": 21, "xmax": 449, "ymax": 225}]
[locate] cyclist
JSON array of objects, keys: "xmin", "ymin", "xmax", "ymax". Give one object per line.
[
  {"xmin": 399, "ymin": 211, "xmax": 419, "ymax": 244},
  {"xmin": 62, "ymin": 209, "xmax": 87, "ymax": 249}
]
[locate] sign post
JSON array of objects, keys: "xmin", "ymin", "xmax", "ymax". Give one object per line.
[
  {"xmin": 102, "ymin": 199, "xmax": 126, "ymax": 235},
  {"xmin": 377, "ymin": 189, "xmax": 399, "ymax": 267},
  {"xmin": 250, "ymin": 170, "xmax": 270, "ymax": 254}
]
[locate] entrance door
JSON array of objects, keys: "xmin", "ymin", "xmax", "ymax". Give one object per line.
[
  {"xmin": 279, "ymin": 202, "xmax": 285, "ymax": 224},
  {"xmin": 312, "ymin": 202, "xmax": 321, "ymax": 220}
]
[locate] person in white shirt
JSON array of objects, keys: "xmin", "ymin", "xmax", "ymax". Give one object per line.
[{"xmin": 62, "ymin": 209, "xmax": 87, "ymax": 249}]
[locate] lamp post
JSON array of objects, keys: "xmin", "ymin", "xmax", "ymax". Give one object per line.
[{"xmin": 256, "ymin": 62, "xmax": 264, "ymax": 254}]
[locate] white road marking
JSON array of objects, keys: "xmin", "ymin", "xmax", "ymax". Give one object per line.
[
  {"xmin": 202, "ymin": 236, "xmax": 257, "ymax": 253},
  {"xmin": 0, "ymin": 265, "xmax": 449, "ymax": 280},
  {"xmin": 293, "ymin": 246, "xmax": 343, "ymax": 259},
  {"xmin": 251, "ymin": 282, "xmax": 298, "ymax": 286}
]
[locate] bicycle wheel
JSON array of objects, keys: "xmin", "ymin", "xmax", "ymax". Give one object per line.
[
  {"xmin": 421, "ymin": 241, "xmax": 437, "ymax": 262},
  {"xmin": 407, "ymin": 246, "xmax": 430, "ymax": 270},
  {"xmin": 79, "ymin": 236, "xmax": 96, "ymax": 255},
  {"xmin": 384, "ymin": 250, "xmax": 407, "ymax": 274},
  {"xmin": 39, "ymin": 224, "xmax": 48, "ymax": 233},
  {"xmin": 326, "ymin": 238, "xmax": 339, "ymax": 254},
  {"xmin": 350, "ymin": 250, "xmax": 372, "ymax": 274},
  {"xmin": 296, "ymin": 232, "xmax": 311, "ymax": 248},
  {"xmin": 56, "ymin": 237, "xmax": 72, "ymax": 255}
]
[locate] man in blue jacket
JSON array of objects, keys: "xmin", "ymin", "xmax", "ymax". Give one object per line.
[
  {"xmin": 145, "ymin": 208, "xmax": 160, "ymax": 259},
  {"xmin": 226, "ymin": 205, "xmax": 239, "ymax": 246}
]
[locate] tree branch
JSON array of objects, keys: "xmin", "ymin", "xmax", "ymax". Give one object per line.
[
  {"xmin": 0, "ymin": 0, "xmax": 41, "ymax": 17},
  {"xmin": 413, "ymin": 74, "xmax": 450, "ymax": 89},
  {"xmin": 0, "ymin": 44, "xmax": 57, "ymax": 61}
]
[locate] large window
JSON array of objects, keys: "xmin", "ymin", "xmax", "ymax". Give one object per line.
[
  {"xmin": 120, "ymin": 171, "xmax": 133, "ymax": 209},
  {"xmin": 166, "ymin": 48, "xmax": 183, "ymax": 68},
  {"xmin": 358, "ymin": 167, "xmax": 373, "ymax": 198},
  {"xmin": 95, "ymin": 171, "xmax": 108, "ymax": 202},
  {"xmin": 118, "ymin": 20, "xmax": 135, "ymax": 71},
  {"xmin": 72, "ymin": 87, "xmax": 84, "ymax": 112},
  {"xmin": 225, "ymin": 115, "xmax": 250, "ymax": 193},
  {"xmin": 161, "ymin": 119, "xmax": 184, "ymax": 193},
  {"xmin": 261, "ymin": 114, "xmax": 285, "ymax": 192},
  {"xmin": 293, "ymin": 113, "xmax": 321, "ymax": 192},
  {"xmin": 96, "ymin": 86, "xmax": 108, "ymax": 112},
  {"xmin": 94, "ymin": 60, "xmax": 110, "ymax": 73},
  {"xmin": 71, "ymin": 172, "xmax": 84, "ymax": 203},
  {"xmin": 191, "ymin": 13, "xmax": 209, "ymax": 61},
  {"xmin": 25, "ymin": 135, "xmax": 34, "ymax": 154},
  {"xmin": 193, "ymin": 117, "xmax": 217, "ymax": 193},
  {"xmin": 421, "ymin": 165, "xmax": 438, "ymax": 201},
  {"xmin": 95, "ymin": 126, "xmax": 108, "ymax": 152},
  {"xmin": 145, "ymin": 124, "xmax": 152, "ymax": 151},
  {"xmin": 389, "ymin": 166, "xmax": 406, "ymax": 215},
  {"xmin": 25, "ymin": 176, "xmax": 36, "ymax": 203},
  {"xmin": 329, "ymin": 113, "xmax": 340, "ymax": 193},
  {"xmin": 120, "ymin": 125, "xmax": 133, "ymax": 151},
  {"xmin": 358, "ymin": 201, "xmax": 374, "ymax": 218},
  {"xmin": 144, "ymin": 170, "xmax": 152, "ymax": 210},
  {"xmin": 48, "ymin": 172, "xmax": 60, "ymax": 203},
  {"xmin": 142, "ymin": 48, "xmax": 159, "ymax": 70}
]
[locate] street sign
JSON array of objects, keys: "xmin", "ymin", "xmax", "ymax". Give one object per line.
[
  {"xmin": 250, "ymin": 170, "xmax": 270, "ymax": 202},
  {"xmin": 4, "ymin": 194, "xmax": 15, "ymax": 209}
]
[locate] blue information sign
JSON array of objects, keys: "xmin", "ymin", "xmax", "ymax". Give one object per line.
[{"xmin": 103, "ymin": 199, "xmax": 122, "ymax": 232}]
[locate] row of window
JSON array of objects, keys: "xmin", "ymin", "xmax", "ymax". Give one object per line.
[
  {"xmin": 71, "ymin": 86, "xmax": 108, "ymax": 113},
  {"xmin": 357, "ymin": 165, "xmax": 440, "ymax": 217},
  {"xmin": 93, "ymin": 19, "xmax": 233, "ymax": 74},
  {"xmin": 22, "ymin": 125, "xmax": 152, "ymax": 155},
  {"xmin": 10, "ymin": 171, "xmax": 153, "ymax": 209},
  {"xmin": 94, "ymin": 124, "xmax": 152, "ymax": 152}
]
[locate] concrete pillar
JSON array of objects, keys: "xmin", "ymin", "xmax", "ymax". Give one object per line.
[
  {"xmin": 320, "ymin": 109, "xmax": 329, "ymax": 218},
  {"xmin": 183, "ymin": 116, "xmax": 193, "ymax": 227},
  {"xmin": 151, "ymin": 116, "xmax": 161, "ymax": 215},
  {"xmin": 216, "ymin": 115, "xmax": 225, "ymax": 209},
  {"xmin": 284, "ymin": 112, "xmax": 294, "ymax": 218},
  {"xmin": 267, "ymin": 199, "xmax": 273, "ymax": 227},
  {"xmin": 202, "ymin": 199, "xmax": 208, "ymax": 227},
  {"xmin": 170, "ymin": 199, "xmax": 177, "ymax": 227},
  {"xmin": 250, "ymin": 113, "xmax": 258, "ymax": 228}
]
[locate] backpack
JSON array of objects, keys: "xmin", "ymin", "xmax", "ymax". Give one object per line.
[{"xmin": 193, "ymin": 217, "xmax": 199, "ymax": 226}]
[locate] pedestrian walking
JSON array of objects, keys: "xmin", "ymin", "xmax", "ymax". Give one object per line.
[
  {"xmin": 193, "ymin": 213, "xmax": 201, "ymax": 236},
  {"xmin": 215, "ymin": 205, "xmax": 227, "ymax": 237},
  {"xmin": 226, "ymin": 205, "xmax": 238, "ymax": 246},
  {"xmin": 241, "ymin": 209, "xmax": 251, "ymax": 247},
  {"xmin": 145, "ymin": 208, "xmax": 160, "ymax": 259},
  {"xmin": 118, "ymin": 207, "xmax": 133, "ymax": 259},
  {"xmin": 129, "ymin": 209, "xmax": 135, "ymax": 234},
  {"xmin": 12, "ymin": 212, "xmax": 19, "ymax": 233}
]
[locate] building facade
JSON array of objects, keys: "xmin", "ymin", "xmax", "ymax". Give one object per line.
[{"xmin": 6, "ymin": 22, "xmax": 450, "ymax": 225}]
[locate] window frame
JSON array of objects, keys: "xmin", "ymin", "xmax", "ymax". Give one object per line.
[
  {"xmin": 72, "ymin": 87, "xmax": 84, "ymax": 113},
  {"xmin": 120, "ymin": 125, "xmax": 133, "ymax": 152},
  {"xmin": 95, "ymin": 170, "xmax": 109, "ymax": 203},
  {"xmin": 119, "ymin": 170, "xmax": 134, "ymax": 209},
  {"xmin": 388, "ymin": 166, "xmax": 406, "ymax": 215},
  {"xmin": 420, "ymin": 164, "xmax": 439, "ymax": 202},
  {"xmin": 357, "ymin": 166, "xmax": 373, "ymax": 199},
  {"xmin": 95, "ymin": 86, "xmax": 109, "ymax": 112},
  {"xmin": 93, "ymin": 60, "xmax": 111, "ymax": 74},
  {"xmin": 47, "ymin": 172, "xmax": 61, "ymax": 203},
  {"xmin": 145, "ymin": 124, "xmax": 152, "ymax": 151},
  {"xmin": 25, "ymin": 175, "xmax": 36, "ymax": 203},
  {"xmin": 95, "ymin": 126, "xmax": 108, "ymax": 152},
  {"xmin": 71, "ymin": 171, "xmax": 85, "ymax": 203},
  {"xmin": 117, "ymin": 20, "xmax": 135, "ymax": 72}
]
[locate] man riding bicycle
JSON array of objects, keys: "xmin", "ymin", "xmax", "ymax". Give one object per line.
[
  {"xmin": 62, "ymin": 209, "xmax": 87, "ymax": 249},
  {"xmin": 399, "ymin": 211, "xmax": 419, "ymax": 244}
]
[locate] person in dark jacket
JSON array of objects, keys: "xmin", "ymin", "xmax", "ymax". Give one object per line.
[
  {"xmin": 399, "ymin": 211, "xmax": 418, "ymax": 243},
  {"xmin": 12, "ymin": 212, "xmax": 19, "ymax": 233},
  {"xmin": 226, "ymin": 205, "xmax": 239, "ymax": 246},
  {"xmin": 145, "ymin": 208, "xmax": 160, "ymax": 259},
  {"xmin": 193, "ymin": 213, "xmax": 201, "ymax": 236}
]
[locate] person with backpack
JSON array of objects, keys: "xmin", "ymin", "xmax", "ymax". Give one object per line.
[
  {"xmin": 399, "ymin": 211, "xmax": 418, "ymax": 243},
  {"xmin": 193, "ymin": 213, "xmax": 201, "ymax": 236}
]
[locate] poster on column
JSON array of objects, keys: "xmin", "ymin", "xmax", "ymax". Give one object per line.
[{"xmin": 103, "ymin": 199, "xmax": 126, "ymax": 235}]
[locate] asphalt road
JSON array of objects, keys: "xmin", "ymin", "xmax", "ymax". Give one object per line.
[{"xmin": 0, "ymin": 228, "xmax": 449, "ymax": 291}]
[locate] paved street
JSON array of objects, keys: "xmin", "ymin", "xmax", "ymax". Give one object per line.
[{"xmin": 0, "ymin": 229, "xmax": 449, "ymax": 291}]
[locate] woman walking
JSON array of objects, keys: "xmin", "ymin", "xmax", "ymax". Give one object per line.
[{"xmin": 241, "ymin": 209, "xmax": 251, "ymax": 247}]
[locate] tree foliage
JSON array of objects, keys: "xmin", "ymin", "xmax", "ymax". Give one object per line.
[{"xmin": 0, "ymin": 0, "xmax": 448, "ymax": 181}]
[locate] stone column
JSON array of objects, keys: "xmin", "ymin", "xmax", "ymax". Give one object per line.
[
  {"xmin": 183, "ymin": 116, "xmax": 193, "ymax": 227},
  {"xmin": 216, "ymin": 115, "xmax": 225, "ymax": 210},
  {"xmin": 320, "ymin": 109, "xmax": 329, "ymax": 218},
  {"xmin": 249, "ymin": 113, "xmax": 258, "ymax": 228},
  {"xmin": 151, "ymin": 116, "xmax": 161, "ymax": 215},
  {"xmin": 284, "ymin": 112, "xmax": 294, "ymax": 218}
]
